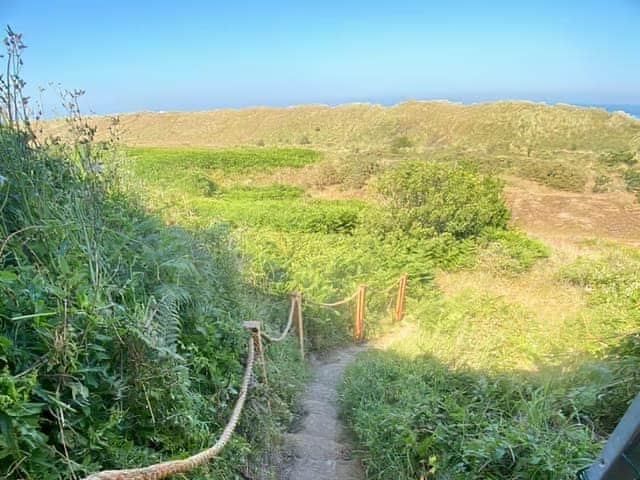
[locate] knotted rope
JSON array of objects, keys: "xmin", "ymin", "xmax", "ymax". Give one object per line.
[{"xmin": 83, "ymin": 338, "xmax": 255, "ymax": 480}]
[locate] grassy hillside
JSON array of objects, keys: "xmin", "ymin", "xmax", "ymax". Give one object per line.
[
  {"xmin": 41, "ymin": 101, "xmax": 640, "ymax": 155},
  {"xmin": 40, "ymin": 101, "xmax": 640, "ymax": 203},
  {"xmin": 123, "ymin": 144, "xmax": 640, "ymax": 480}
]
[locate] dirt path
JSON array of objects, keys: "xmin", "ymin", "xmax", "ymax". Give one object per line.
[{"xmin": 282, "ymin": 346, "xmax": 364, "ymax": 480}]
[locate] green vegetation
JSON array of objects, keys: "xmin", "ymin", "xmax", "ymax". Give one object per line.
[
  {"xmin": 128, "ymin": 150, "xmax": 517, "ymax": 346},
  {"xmin": 5, "ymin": 28, "xmax": 639, "ymax": 480},
  {"xmin": 390, "ymin": 135, "xmax": 413, "ymax": 152},
  {"xmin": 340, "ymin": 238, "xmax": 640, "ymax": 479},
  {"xmin": 120, "ymin": 142, "xmax": 639, "ymax": 480},
  {"xmin": 517, "ymin": 157, "xmax": 587, "ymax": 192},
  {"xmin": 53, "ymin": 101, "xmax": 640, "ymax": 158},
  {"xmin": 127, "ymin": 145, "xmax": 320, "ymax": 191},
  {"xmin": 191, "ymin": 195, "xmax": 365, "ymax": 234},
  {"xmin": 592, "ymin": 173, "xmax": 612, "ymax": 193},
  {"xmin": 341, "ymin": 350, "xmax": 599, "ymax": 479},
  {"xmin": 372, "ymin": 161, "xmax": 509, "ymax": 238},
  {"xmin": 0, "ymin": 131, "xmax": 308, "ymax": 478},
  {"xmin": 6, "ymin": 125, "xmax": 638, "ymax": 479},
  {"xmin": 45, "ymin": 101, "xmax": 640, "ymax": 203},
  {"xmin": 601, "ymin": 150, "xmax": 637, "ymax": 166},
  {"xmin": 624, "ymin": 168, "xmax": 640, "ymax": 200}
]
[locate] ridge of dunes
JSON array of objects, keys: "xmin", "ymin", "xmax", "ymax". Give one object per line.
[{"xmin": 41, "ymin": 100, "xmax": 640, "ymax": 153}]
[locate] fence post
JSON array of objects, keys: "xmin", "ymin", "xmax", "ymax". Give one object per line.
[
  {"xmin": 394, "ymin": 273, "xmax": 408, "ymax": 323},
  {"xmin": 293, "ymin": 292, "xmax": 305, "ymax": 361},
  {"xmin": 354, "ymin": 284, "xmax": 367, "ymax": 341},
  {"xmin": 243, "ymin": 321, "xmax": 268, "ymax": 385}
]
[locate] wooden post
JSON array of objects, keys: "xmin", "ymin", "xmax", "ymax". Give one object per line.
[
  {"xmin": 354, "ymin": 284, "xmax": 367, "ymax": 341},
  {"xmin": 353, "ymin": 287, "xmax": 360, "ymax": 341},
  {"xmin": 293, "ymin": 292, "xmax": 305, "ymax": 361},
  {"xmin": 243, "ymin": 321, "xmax": 268, "ymax": 385},
  {"xmin": 394, "ymin": 273, "xmax": 408, "ymax": 323}
]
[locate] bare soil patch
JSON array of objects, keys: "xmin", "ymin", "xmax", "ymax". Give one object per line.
[{"xmin": 504, "ymin": 177, "xmax": 640, "ymax": 246}]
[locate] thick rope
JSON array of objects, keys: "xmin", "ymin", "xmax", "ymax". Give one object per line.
[
  {"xmin": 305, "ymin": 289, "xmax": 359, "ymax": 307},
  {"xmin": 260, "ymin": 295, "xmax": 297, "ymax": 343},
  {"xmin": 83, "ymin": 338, "xmax": 255, "ymax": 480},
  {"xmin": 367, "ymin": 278, "xmax": 401, "ymax": 295},
  {"xmin": 307, "ymin": 276, "xmax": 402, "ymax": 307},
  {"xmin": 81, "ymin": 274, "xmax": 412, "ymax": 479}
]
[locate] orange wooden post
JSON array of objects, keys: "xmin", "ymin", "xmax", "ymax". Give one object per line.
[
  {"xmin": 353, "ymin": 287, "xmax": 360, "ymax": 341},
  {"xmin": 293, "ymin": 292, "xmax": 305, "ymax": 361},
  {"xmin": 394, "ymin": 274, "xmax": 408, "ymax": 323},
  {"xmin": 360, "ymin": 284, "xmax": 367, "ymax": 340},
  {"xmin": 353, "ymin": 284, "xmax": 367, "ymax": 341}
]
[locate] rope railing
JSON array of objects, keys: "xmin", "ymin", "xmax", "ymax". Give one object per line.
[
  {"xmin": 83, "ymin": 338, "xmax": 255, "ymax": 480},
  {"xmin": 82, "ymin": 273, "xmax": 409, "ymax": 479},
  {"xmin": 260, "ymin": 294, "xmax": 297, "ymax": 343},
  {"xmin": 304, "ymin": 289, "xmax": 360, "ymax": 308}
]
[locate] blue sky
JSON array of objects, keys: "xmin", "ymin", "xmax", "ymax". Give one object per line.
[{"xmin": 3, "ymin": 0, "xmax": 640, "ymax": 115}]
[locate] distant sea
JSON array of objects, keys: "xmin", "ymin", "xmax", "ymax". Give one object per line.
[{"xmin": 584, "ymin": 104, "xmax": 640, "ymax": 118}]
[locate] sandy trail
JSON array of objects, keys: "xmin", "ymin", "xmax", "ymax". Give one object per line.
[{"xmin": 282, "ymin": 346, "xmax": 364, "ymax": 480}]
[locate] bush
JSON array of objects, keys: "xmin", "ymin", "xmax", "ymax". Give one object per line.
[
  {"xmin": 592, "ymin": 174, "xmax": 611, "ymax": 193},
  {"xmin": 624, "ymin": 169, "xmax": 640, "ymax": 200},
  {"xmin": 372, "ymin": 161, "xmax": 509, "ymax": 239},
  {"xmin": 601, "ymin": 150, "xmax": 637, "ymax": 166},
  {"xmin": 517, "ymin": 158, "xmax": 587, "ymax": 192},
  {"xmin": 310, "ymin": 160, "xmax": 342, "ymax": 187},
  {"xmin": 478, "ymin": 228, "xmax": 549, "ymax": 273},
  {"xmin": 337, "ymin": 154, "xmax": 382, "ymax": 189}
]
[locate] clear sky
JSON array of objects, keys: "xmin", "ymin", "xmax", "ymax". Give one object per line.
[{"xmin": 3, "ymin": 0, "xmax": 640, "ymax": 115}]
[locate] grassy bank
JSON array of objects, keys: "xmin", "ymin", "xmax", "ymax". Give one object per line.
[
  {"xmin": 117, "ymin": 145, "xmax": 640, "ymax": 480},
  {"xmin": 340, "ymin": 239, "xmax": 640, "ymax": 479},
  {"xmin": 0, "ymin": 131, "xmax": 307, "ymax": 478}
]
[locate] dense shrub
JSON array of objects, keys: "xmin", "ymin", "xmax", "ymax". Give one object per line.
[
  {"xmin": 191, "ymin": 195, "xmax": 364, "ymax": 234},
  {"xmin": 0, "ymin": 127, "xmax": 302, "ymax": 478},
  {"xmin": 600, "ymin": 150, "xmax": 637, "ymax": 166},
  {"xmin": 372, "ymin": 161, "xmax": 509, "ymax": 239}
]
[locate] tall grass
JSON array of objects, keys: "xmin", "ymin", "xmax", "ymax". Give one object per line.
[
  {"xmin": 339, "ymin": 239, "xmax": 640, "ymax": 479},
  {"xmin": 0, "ymin": 129, "xmax": 307, "ymax": 478}
]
